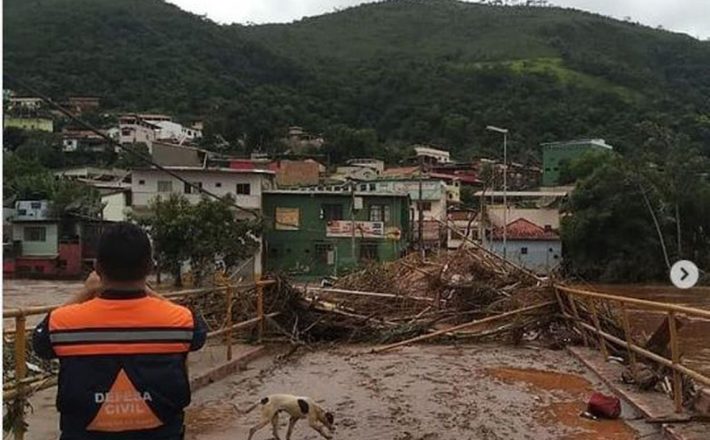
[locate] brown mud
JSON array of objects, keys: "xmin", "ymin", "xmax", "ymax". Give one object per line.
[{"xmin": 186, "ymin": 344, "xmax": 651, "ymax": 440}]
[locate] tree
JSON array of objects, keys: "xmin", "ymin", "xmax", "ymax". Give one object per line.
[
  {"xmin": 139, "ymin": 194, "xmax": 261, "ymax": 286},
  {"xmin": 558, "ymin": 149, "xmax": 616, "ymax": 185},
  {"xmin": 561, "ymin": 150, "xmax": 710, "ymax": 282}
]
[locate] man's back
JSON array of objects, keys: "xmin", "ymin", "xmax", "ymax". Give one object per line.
[
  {"xmin": 35, "ymin": 289, "xmax": 206, "ymax": 440},
  {"xmin": 32, "ymin": 223, "xmax": 206, "ymax": 440}
]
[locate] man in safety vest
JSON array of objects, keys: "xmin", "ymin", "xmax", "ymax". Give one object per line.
[{"xmin": 33, "ymin": 222, "xmax": 207, "ymax": 440}]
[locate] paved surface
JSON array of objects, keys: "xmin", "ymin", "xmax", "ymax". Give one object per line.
[
  {"xmin": 569, "ymin": 346, "xmax": 710, "ymax": 440},
  {"xmin": 186, "ymin": 343, "xmax": 658, "ymax": 440}
]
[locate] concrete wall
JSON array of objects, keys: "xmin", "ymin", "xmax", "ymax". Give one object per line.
[
  {"xmin": 151, "ymin": 143, "xmax": 204, "ymax": 167},
  {"xmin": 487, "ymin": 206, "xmax": 560, "ymax": 230},
  {"xmin": 102, "ymin": 192, "xmax": 128, "ymax": 222},
  {"xmin": 490, "ymin": 239, "xmax": 561, "ymax": 274},
  {"xmin": 274, "ymin": 160, "xmax": 320, "ymax": 187},
  {"xmin": 132, "ymin": 169, "xmax": 267, "ymax": 210},
  {"xmin": 13, "ymin": 223, "xmax": 59, "ymax": 256},
  {"xmin": 119, "ymin": 123, "xmax": 155, "ymax": 146}
]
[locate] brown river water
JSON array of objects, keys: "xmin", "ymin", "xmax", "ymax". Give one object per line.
[
  {"xmin": 577, "ymin": 284, "xmax": 710, "ymax": 377},
  {"xmin": 4, "ymin": 280, "xmax": 709, "ymax": 377}
]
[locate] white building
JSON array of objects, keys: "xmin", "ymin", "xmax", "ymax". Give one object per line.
[
  {"xmin": 415, "ymin": 146, "xmax": 451, "ymax": 164},
  {"xmin": 101, "ymin": 190, "xmax": 132, "ymax": 222},
  {"xmin": 346, "ymin": 158, "xmax": 385, "ymax": 173},
  {"xmin": 486, "ymin": 205, "xmax": 560, "ymax": 230},
  {"xmin": 153, "ymin": 120, "xmax": 202, "ymax": 144},
  {"xmin": 131, "ymin": 167, "xmax": 274, "ymax": 214},
  {"xmin": 9, "ymin": 96, "xmax": 43, "ymax": 111},
  {"xmin": 118, "ymin": 115, "xmax": 158, "ymax": 146},
  {"xmin": 447, "ymin": 210, "xmax": 479, "ymax": 249},
  {"xmin": 131, "ymin": 167, "xmax": 276, "ymax": 278}
]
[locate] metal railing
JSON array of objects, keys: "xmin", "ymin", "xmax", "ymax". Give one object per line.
[
  {"xmin": 555, "ymin": 285, "xmax": 710, "ymax": 413},
  {"xmin": 2, "ymin": 277, "xmax": 275, "ymax": 440}
]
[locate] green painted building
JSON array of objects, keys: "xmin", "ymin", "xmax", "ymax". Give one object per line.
[
  {"xmin": 263, "ymin": 189, "xmax": 410, "ymax": 279},
  {"xmin": 541, "ymin": 139, "xmax": 613, "ymax": 186}
]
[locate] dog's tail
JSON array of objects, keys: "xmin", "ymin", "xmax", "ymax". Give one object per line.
[{"xmin": 230, "ymin": 398, "xmax": 264, "ymax": 414}]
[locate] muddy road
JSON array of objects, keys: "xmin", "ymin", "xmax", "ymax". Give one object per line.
[{"xmin": 186, "ymin": 344, "xmax": 655, "ymax": 440}]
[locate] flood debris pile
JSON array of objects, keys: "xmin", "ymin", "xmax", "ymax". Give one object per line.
[{"xmin": 277, "ymin": 247, "xmax": 564, "ymax": 346}]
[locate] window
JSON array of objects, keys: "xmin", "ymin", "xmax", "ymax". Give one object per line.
[
  {"xmin": 275, "ymin": 207, "xmax": 299, "ymax": 230},
  {"xmin": 544, "ymin": 225, "xmax": 552, "ymax": 232},
  {"xmin": 369, "ymin": 205, "xmax": 391, "ymax": 223},
  {"xmin": 121, "ymin": 128, "xmax": 132, "ymax": 136},
  {"xmin": 184, "ymin": 181, "xmax": 202, "ymax": 194},
  {"xmin": 138, "ymin": 179, "xmax": 146, "ymax": 185},
  {"xmin": 315, "ymin": 243, "xmax": 334, "ymax": 265},
  {"xmin": 18, "ymin": 209, "xmax": 27, "ymax": 216},
  {"xmin": 321, "ymin": 204, "xmax": 343, "ymax": 221},
  {"xmin": 30, "ymin": 202, "xmax": 42, "ymax": 209},
  {"xmin": 359, "ymin": 184, "xmax": 367, "ymax": 191},
  {"xmin": 369, "ymin": 183, "xmax": 376, "ymax": 191},
  {"xmin": 417, "ymin": 201, "xmax": 432, "ymax": 211},
  {"xmin": 216, "ymin": 182, "xmax": 222, "ymax": 188},
  {"xmin": 157, "ymin": 181, "xmax": 173, "ymax": 193},
  {"xmin": 236, "ymin": 183, "xmax": 251, "ymax": 195},
  {"xmin": 521, "ymin": 247, "xmax": 528, "ymax": 255},
  {"xmin": 24, "ymin": 227, "xmax": 46, "ymax": 242},
  {"xmin": 360, "ymin": 242, "xmax": 379, "ymax": 262}
]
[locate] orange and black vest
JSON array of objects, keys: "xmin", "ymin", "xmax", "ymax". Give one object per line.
[{"xmin": 33, "ymin": 289, "xmax": 207, "ymax": 440}]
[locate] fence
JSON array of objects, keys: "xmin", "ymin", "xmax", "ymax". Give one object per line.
[
  {"xmin": 555, "ymin": 285, "xmax": 710, "ymax": 413},
  {"xmin": 2, "ymin": 277, "xmax": 275, "ymax": 440}
]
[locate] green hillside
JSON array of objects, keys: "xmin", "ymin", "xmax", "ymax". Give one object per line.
[
  {"xmin": 4, "ymin": 0, "xmax": 710, "ymax": 161},
  {"xmin": 3, "ymin": 0, "xmax": 299, "ymax": 114}
]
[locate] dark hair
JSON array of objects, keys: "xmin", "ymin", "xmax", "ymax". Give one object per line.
[{"xmin": 97, "ymin": 222, "xmax": 152, "ymax": 282}]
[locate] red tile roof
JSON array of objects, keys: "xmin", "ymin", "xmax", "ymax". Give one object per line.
[{"xmin": 492, "ymin": 218, "xmax": 559, "ymax": 240}]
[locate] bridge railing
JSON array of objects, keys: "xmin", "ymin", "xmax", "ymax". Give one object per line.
[
  {"xmin": 555, "ymin": 285, "xmax": 710, "ymax": 414},
  {"xmin": 2, "ymin": 277, "xmax": 275, "ymax": 440}
]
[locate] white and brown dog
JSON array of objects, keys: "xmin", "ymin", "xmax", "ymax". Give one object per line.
[{"xmin": 243, "ymin": 394, "xmax": 335, "ymax": 440}]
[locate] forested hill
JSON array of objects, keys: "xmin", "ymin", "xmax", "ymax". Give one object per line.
[
  {"xmin": 5, "ymin": 0, "xmax": 710, "ymax": 162},
  {"xmin": 3, "ymin": 0, "xmax": 300, "ymax": 112}
]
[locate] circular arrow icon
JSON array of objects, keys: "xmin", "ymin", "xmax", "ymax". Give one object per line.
[{"xmin": 670, "ymin": 260, "xmax": 699, "ymax": 289}]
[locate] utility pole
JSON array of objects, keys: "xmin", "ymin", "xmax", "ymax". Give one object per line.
[
  {"xmin": 486, "ymin": 125, "xmax": 509, "ymax": 260},
  {"xmin": 351, "ymin": 182, "xmax": 356, "ymax": 263},
  {"xmin": 418, "ymin": 156, "xmax": 424, "ymax": 256},
  {"xmin": 503, "ymin": 130, "xmax": 508, "ymax": 260}
]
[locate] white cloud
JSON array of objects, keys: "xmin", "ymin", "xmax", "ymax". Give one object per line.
[{"xmin": 168, "ymin": 0, "xmax": 709, "ymax": 39}]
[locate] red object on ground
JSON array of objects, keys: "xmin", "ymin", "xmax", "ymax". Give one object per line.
[{"xmin": 587, "ymin": 392, "xmax": 621, "ymax": 419}]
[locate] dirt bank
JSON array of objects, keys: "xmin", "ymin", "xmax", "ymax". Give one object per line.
[{"xmin": 187, "ymin": 344, "xmax": 658, "ymax": 440}]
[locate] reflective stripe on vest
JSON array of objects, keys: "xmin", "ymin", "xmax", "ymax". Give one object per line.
[
  {"xmin": 50, "ymin": 328, "xmax": 194, "ymax": 344},
  {"xmin": 49, "ymin": 297, "xmax": 194, "ymax": 356}
]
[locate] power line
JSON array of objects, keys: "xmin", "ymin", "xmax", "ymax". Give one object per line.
[{"xmin": 3, "ymin": 73, "xmax": 260, "ymax": 218}]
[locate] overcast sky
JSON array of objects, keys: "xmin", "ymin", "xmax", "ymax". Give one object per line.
[{"xmin": 169, "ymin": 0, "xmax": 709, "ymax": 39}]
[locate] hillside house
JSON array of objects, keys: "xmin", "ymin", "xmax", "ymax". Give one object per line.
[
  {"xmin": 263, "ymin": 188, "xmax": 410, "ymax": 279},
  {"xmin": 7, "ymin": 200, "xmax": 103, "ymax": 278},
  {"xmin": 414, "ymin": 145, "xmax": 451, "ymax": 165},
  {"xmin": 490, "ymin": 218, "xmax": 561, "ymax": 274},
  {"xmin": 4, "ymin": 116, "xmax": 54, "ymax": 132},
  {"xmin": 131, "ymin": 167, "xmax": 275, "ymax": 279}
]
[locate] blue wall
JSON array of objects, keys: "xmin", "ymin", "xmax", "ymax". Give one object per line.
[{"xmin": 490, "ymin": 239, "xmax": 561, "ymax": 274}]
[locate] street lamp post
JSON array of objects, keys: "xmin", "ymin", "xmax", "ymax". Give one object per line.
[{"xmin": 486, "ymin": 125, "xmax": 508, "ymax": 260}]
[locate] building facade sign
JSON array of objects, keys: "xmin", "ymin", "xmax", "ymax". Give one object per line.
[{"xmin": 326, "ymin": 220, "xmax": 384, "ymax": 238}]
